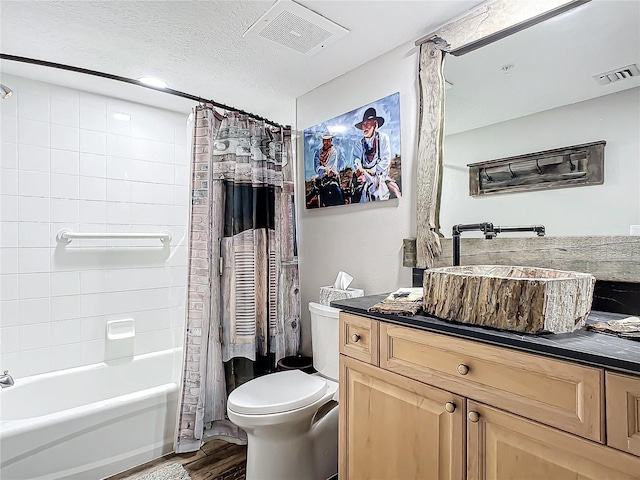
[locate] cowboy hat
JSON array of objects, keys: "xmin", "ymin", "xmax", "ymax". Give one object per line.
[
  {"xmin": 354, "ymin": 107, "xmax": 385, "ymax": 130},
  {"xmin": 321, "ymin": 129, "xmax": 334, "ymax": 139}
]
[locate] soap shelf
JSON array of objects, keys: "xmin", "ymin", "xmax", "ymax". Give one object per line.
[{"xmin": 468, "ymin": 140, "xmax": 605, "ymax": 196}]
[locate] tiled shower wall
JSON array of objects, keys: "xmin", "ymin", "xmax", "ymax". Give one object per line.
[{"xmin": 0, "ymin": 74, "xmax": 191, "ymax": 378}]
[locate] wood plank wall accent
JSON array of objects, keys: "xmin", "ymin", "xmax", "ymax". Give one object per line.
[
  {"xmin": 411, "ymin": 0, "xmax": 638, "ymax": 284},
  {"xmin": 415, "ymin": 41, "xmax": 445, "ymax": 268},
  {"xmin": 468, "ymin": 141, "xmax": 605, "ymax": 196},
  {"xmin": 431, "ymin": 236, "xmax": 640, "ymax": 283}
]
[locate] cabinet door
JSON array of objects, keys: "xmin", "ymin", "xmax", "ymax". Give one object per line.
[
  {"xmin": 339, "ymin": 355, "xmax": 465, "ymax": 480},
  {"xmin": 467, "ymin": 401, "xmax": 640, "ymax": 480},
  {"xmin": 606, "ymin": 371, "xmax": 640, "ymax": 456}
]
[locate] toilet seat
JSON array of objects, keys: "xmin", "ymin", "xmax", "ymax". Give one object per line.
[{"xmin": 227, "ymin": 370, "xmax": 329, "ymax": 415}]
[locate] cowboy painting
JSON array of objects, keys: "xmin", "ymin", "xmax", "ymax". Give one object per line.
[{"xmin": 303, "ymin": 92, "xmax": 402, "ymax": 209}]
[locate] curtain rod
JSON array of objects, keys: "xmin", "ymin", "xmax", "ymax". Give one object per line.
[{"xmin": 0, "ymin": 53, "xmax": 290, "ymax": 130}]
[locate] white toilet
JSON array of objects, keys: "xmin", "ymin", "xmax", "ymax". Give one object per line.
[{"xmin": 227, "ymin": 302, "xmax": 340, "ymax": 480}]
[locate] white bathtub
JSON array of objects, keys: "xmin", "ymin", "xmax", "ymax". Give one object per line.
[{"xmin": 0, "ymin": 349, "xmax": 181, "ymax": 480}]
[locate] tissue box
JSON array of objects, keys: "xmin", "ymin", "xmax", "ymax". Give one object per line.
[{"xmin": 320, "ymin": 286, "xmax": 365, "ymax": 306}]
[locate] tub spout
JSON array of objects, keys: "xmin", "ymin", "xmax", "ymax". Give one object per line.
[{"xmin": 1, "ymin": 370, "xmax": 15, "ymax": 388}]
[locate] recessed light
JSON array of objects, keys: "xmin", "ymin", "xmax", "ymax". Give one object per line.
[
  {"xmin": 112, "ymin": 113, "xmax": 130, "ymax": 121},
  {"xmin": 138, "ymin": 77, "xmax": 168, "ymax": 89}
]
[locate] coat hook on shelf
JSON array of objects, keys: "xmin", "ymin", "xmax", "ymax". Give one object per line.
[
  {"xmin": 567, "ymin": 155, "xmax": 576, "ymax": 171},
  {"xmin": 482, "ymin": 168, "xmax": 492, "ymax": 182},
  {"xmin": 508, "ymin": 163, "xmax": 516, "ymax": 178},
  {"xmin": 535, "ymin": 159, "xmax": 543, "ymax": 175}
]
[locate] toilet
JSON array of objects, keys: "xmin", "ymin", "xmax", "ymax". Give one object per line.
[{"xmin": 227, "ymin": 302, "xmax": 340, "ymax": 480}]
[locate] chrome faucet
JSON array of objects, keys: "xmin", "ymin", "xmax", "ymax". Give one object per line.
[
  {"xmin": 452, "ymin": 222, "xmax": 545, "ymax": 266},
  {"xmin": 1, "ymin": 370, "xmax": 14, "ymax": 388}
]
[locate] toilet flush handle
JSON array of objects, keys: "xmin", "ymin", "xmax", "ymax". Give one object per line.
[{"xmin": 351, "ymin": 333, "xmax": 361, "ymax": 343}]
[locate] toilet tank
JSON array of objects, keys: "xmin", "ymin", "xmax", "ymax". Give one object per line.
[{"xmin": 309, "ymin": 302, "xmax": 340, "ymax": 381}]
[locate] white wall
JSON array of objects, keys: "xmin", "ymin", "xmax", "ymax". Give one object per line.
[
  {"xmin": 296, "ymin": 41, "xmax": 420, "ymax": 354},
  {"xmin": 0, "ymin": 74, "xmax": 190, "ymax": 378},
  {"xmin": 441, "ymin": 87, "xmax": 640, "ymax": 237}
]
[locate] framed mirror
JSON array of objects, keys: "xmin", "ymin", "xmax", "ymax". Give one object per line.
[{"xmin": 440, "ymin": 0, "xmax": 640, "ymax": 238}]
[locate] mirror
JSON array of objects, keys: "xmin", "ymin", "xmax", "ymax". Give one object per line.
[{"xmin": 440, "ymin": 0, "xmax": 640, "ymax": 238}]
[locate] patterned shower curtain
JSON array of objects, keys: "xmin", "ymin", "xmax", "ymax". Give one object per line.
[{"xmin": 176, "ymin": 105, "xmax": 300, "ymax": 453}]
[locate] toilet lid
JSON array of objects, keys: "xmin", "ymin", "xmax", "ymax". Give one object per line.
[{"xmin": 227, "ymin": 370, "xmax": 328, "ymax": 415}]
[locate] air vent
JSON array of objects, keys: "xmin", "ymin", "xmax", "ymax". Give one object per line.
[
  {"xmin": 244, "ymin": 0, "xmax": 348, "ymax": 56},
  {"xmin": 593, "ymin": 64, "xmax": 640, "ymax": 86}
]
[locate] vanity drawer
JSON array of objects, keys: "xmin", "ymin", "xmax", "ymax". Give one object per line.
[
  {"xmin": 606, "ymin": 371, "xmax": 640, "ymax": 457},
  {"xmin": 380, "ymin": 323, "xmax": 604, "ymax": 442},
  {"xmin": 339, "ymin": 313, "xmax": 379, "ymax": 366}
]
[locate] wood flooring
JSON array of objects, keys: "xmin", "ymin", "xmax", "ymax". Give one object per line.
[{"xmin": 106, "ymin": 439, "xmax": 247, "ymax": 480}]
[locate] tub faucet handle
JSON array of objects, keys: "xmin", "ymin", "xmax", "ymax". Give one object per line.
[{"xmin": 1, "ymin": 370, "xmax": 14, "ymax": 388}]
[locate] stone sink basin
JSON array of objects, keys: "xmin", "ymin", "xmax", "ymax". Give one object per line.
[{"xmin": 423, "ymin": 265, "xmax": 596, "ymax": 334}]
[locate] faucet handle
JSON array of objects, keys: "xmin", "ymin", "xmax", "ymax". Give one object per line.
[{"xmin": 3, "ymin": 370, "xmax": 8, "ymax": 375}]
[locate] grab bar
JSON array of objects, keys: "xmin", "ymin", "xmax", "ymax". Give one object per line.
[{"xmin": 56, "ymin": 229, "xmax": 172, "ymax": 245}]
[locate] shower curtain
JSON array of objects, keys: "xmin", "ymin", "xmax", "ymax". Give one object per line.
[{"xmin": 176, "ymin": 106, "xmax": 300, "ymax": 452}]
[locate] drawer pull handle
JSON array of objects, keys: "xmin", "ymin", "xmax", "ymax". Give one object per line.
[
  {"xmin": 351, "ymin": 333, "xmax": 361, "ymax": 343},
  {"xmin": 457, "ymin": 364, "xmax": 470, "ymax": 375},
  {"xmin": 444, "ymin": 402, "xmax": 456, "ymax": 413},
  {"xmin": 468, "ymin": 411, "xmax": 480, "ymax": 423}
]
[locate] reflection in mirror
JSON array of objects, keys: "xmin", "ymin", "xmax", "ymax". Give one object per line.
[{"xmin": 440, "ymin": 0, "xmax": 640, "ymax": 237}]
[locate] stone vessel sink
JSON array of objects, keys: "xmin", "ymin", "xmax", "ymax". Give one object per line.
[{"xmin": 423, "ymin": 265, "xmax": 596, "ymax": 334}]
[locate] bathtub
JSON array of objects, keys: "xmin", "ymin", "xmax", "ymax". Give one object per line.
[{"xmin": 0, "ymin": 349, "xmax": 181, "ymax": 480}]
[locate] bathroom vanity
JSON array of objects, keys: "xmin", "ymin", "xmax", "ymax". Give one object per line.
[{"xmin": 332, "ymin": 294, "xmax": 640, "ymax": 479}]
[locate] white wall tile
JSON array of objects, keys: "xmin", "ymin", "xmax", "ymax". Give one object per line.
[
  {"xmin": 106, "ymin": 179, "xmax": 130, "ymax": 202},
  {"xmin": 19, "ymin": 119, "xmax": 50, "ymax": 148},
  {"xmin": 1, "ymin": 143, "xmax": 18, "ymax": 169},
  {"xmin": 80, "ymin": 315, "xmax": 106, "ymax": 341},
  {"xmin": 132, "ymin": 114, "xmax": 174, "ymax": 143},
  {"xmin": 0, "ymin": 326, "xmax": 19, "ymax": 353},
  {"xmin": 131, "ymin": 182, "xmax": 153, "ymax": 203},
  {"xmin": 18, "ymin": 196, "xmax": 49, "ymax": 222},
  {"xmin": 107, "ymin": 112, "xmax": 131, "ymax": 135},
  {"xmin": 106, "ymin": 202, "xmax": 131, "ymax": 224},
  {"xmin": 18, "ymin": 145, "xmax": 49, "ymax": 172},
  {"xmin": 1, "ymin": 221, "xmax": 18, "ymax": 247},
  {"xmin": 174, "ymin": 145, "xmax": 189, "ymax": 166},
  {"xmin": 16, "ymin": 347, "xmax": 51, "ymax": 378},
  {"xmin": 80, "ymin": 270, "xmax": 106, "ymax": 294},
  {"xmin": 51, "ymin": 199, "xmax": 79, "ymax": 223},
  {"xmin": 19, "ymin": 171, "xmax": 50, "ymax": 197},
  {"xmin": 80, "ymin": 293, "xmax": 106, "ymax": 317},
  {"xmin": 79, "ymin": 129, "xmax": 106, "ymax": 155},
  {"xmin": 79, "ymin": 176, "xmax": 106, "ymax": 201},
  {"xmin": 19, "ymin": 322, "xmax": 51, "ymax": 350},
  {"xmin": 174, "ymin": 185, "xmax": 190, "ymax": 206},
  {"xmin": 1, "ymin": 168, "xmax": 18, "ymax": 195},
  {"xmin": 79, "ymin": 200, "xmax": 106, "ymax": 224},
  {"xmin": 80, "ymin": 105, "xmax": 106, "ymax": 132},
  {"xmin": 0, "ymin": 300, "xmax": 18, "ymax": 327},
  {"xmin": 52, "ymin": 318, "xmax": 81, "ymax": 345},
  {"xmin": 106, "ymin": 156, "xmax": 130, "ymax": 180},
  {"xmin": 18, "ymin": 92, "xmax": 48, "ymax": 122},
  {"xmin": 17, "ymin": 347, "xmax": 52, "ymax": 377},
  {"xmin": 107, "ymin": 133, "xmax": 132, "ymax": 158},
  {"xmin": 1, "ymin": 195, "xmax": 18, "ymax": 222},
  {"xmin": 175, "ymin": 124, "xmax": 188, "ymax": 146},
  {"xmin": 175, "ymin": 165, "xmax": 190, "ymax": 185},
  {"xmin": 51, "ymin": 124, "xmax": 79, "ymax": 151},
  {"xmin": 79, "ymin": 92, "xmax": 106, "ymax": 109},
  {"xmin": 50, "ymin": 85, "xmax": 79, "ymax": 104},
  {"xmin": 0, "ymin": 94, "xmax": 18, "ymax": 118},
  {"xmin": 50, "ymin": 271, "xmax": 80, "ymax": 296},
  {"xmin": 80, "ymin": 339, "xmax": 104, "ymax": 365},
  {"xmin": 1, "ymin": 274, "xmax": 18, "ymax": 300},
  {"xmin": 135, "ymin": 329, "xmax": 172, "ymax": 356},
  {"xmin": 51, "ymin": 99, "xmax": 79, "ymax": 127},
  {"xmin": 52, "ymin": 343, "xmax": 82, "ymax": 370},
  {"xmin": 51, "ymin": 173, "xmax": 79, "ymax": 200},
  {"xmin": 18, "ymin": 273, "xmax": 50, "ymax": 299},
  {"xmin": 79, "ymin": 153, "xmax": 106, "ymax": 178},
  {"xmin": 19, "ymin": 222, "xmax": 50, "ymax": 247},
  {"xmin": 51, "ymin": 149, "xmax": 79, "ymax": 176},
  {"xmin": 51, "ymin": 295, "xmax": 80, "ymax": 321},
  {"xmin": 132, "ymin": 138, "xmax": 174, "ymax": 163},
  {"xmin": 1, "ymin": 114, "xmax": 17, "ymax": 144},
  {"xmin": 18, "ymin": 297, "xmax": 50, "ymax": 324},
  {"xmin": 18, "ymin": 247, "xmax": 50, "ymax": 273},
  {"xmin": 153, "ymin": 183, "xmax": 174, "ymax": 205}
]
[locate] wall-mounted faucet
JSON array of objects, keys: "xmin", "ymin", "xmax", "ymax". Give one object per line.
[
  {"xmin": 1, "ymin": 370, "xmax": 14, "ymax": 388},
  {"xmin": 452, "ymin": 223, "xmax": 545, "ymax": 266}
]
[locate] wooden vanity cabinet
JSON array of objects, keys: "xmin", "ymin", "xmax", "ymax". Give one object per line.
[
  {"xmin": 338, "ymin": 313, "xmax": 640, "ymax": 480},
  {"xmin": 606, "ymin": 372, "xmax": 640, "ymax": 456}
]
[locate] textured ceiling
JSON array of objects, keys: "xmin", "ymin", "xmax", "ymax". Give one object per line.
[{"xmin": 0, "ymin": 0, "xmax": 482, "ymax": 124}]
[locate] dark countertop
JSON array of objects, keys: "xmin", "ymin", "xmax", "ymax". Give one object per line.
[{"xmin": 331, "ymin": 294, "xmax": 640, "ymax": 376}]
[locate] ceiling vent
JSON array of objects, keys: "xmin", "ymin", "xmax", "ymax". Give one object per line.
[
  {"xmin": 593, "ymin": 64, "xmax": 640, "ymax": 86},
  {"xmin": 243, "ymin": 0, "xmax": 349, "ymax": 56}
]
